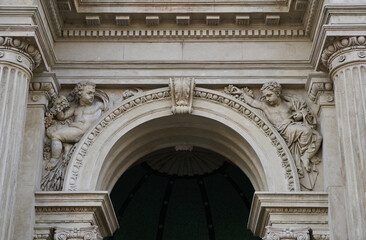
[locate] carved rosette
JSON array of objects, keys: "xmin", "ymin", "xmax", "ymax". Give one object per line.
[
  {"xmin": 321, "ymin": 36, "xmax": 366, "ymax": 74},
  {"xmin": 54, "ymin": 226, "xmax": 102, "ymax": 240},
  {"xmin": 0, "ymin": 37, "xmax": 42, "ymax": 72},
  {"xmin": 263, "ymin": 227, "xmax": 310, "ymax": 240},
  {"xmin": 169, "ymin": 77, "xmax": 195, "ymax": 114}
]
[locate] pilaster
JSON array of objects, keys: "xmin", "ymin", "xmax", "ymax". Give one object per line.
[
  {"xmin": 0, "ymin": 36, "xmax": 41, "ymax": 240},
  {"xmin": 13, "ymin": 73, "xmax": 59, "ymax": 240},
  {"xmin": 306, "ymin": 72, "xmax": 348, "ymax": 240}
]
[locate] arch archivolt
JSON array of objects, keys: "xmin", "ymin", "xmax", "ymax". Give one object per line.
[{"xmin": 63, "ymin": 86, "xmax": 300, "ymax": 192}]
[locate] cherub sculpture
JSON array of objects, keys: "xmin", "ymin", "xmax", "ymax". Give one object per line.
[
  {"xmin": 225, "ymin": 82, "xmax": 322, "ymax": 190},
  {"xmin": 42, "ymin": 82, "xmax": 109, "ymax": 190}
]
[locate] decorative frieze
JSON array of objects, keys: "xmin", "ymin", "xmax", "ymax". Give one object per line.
[
  {"xmin": 176, "ymin": 16, "xmax": 190, "ymax": 26},
  {"xmin": 236, "ymin": 16, "xmax": 250, "ymax": 26},
  {"xmin": 115, "ymin": 16, "xmax": 130, "ymax": 26},
  {"xmin": 85, "ymin": 16, "xmax": 100, "ymax": 26},
  {"xmin": 263, "ymin": 227, "xmax": 310, "ymax": 240},
  {"xmin": 54, "ymin": 226, "xmax": 102, "ymax": 240},
  {"xmin": 248, "ymin": 193, "xmax": 329, "ymax": 239},
  {"xmin": 266, "ymin": 15, "xmax": 280, "ymax": 26},
  {"xmin": 61, "ymin": 28, "xmax": 307, "ymax": 39},
  {"xmin": 34, "ymin": 192, "xmax": 118, "ymax": 238}
]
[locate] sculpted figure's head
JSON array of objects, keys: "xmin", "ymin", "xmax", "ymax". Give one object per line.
[
  {"xmin": 76, "ymin": 82, "xmax": 96, "ymax": 105},
  {"xmin": 260, "ymin": 81, "xmax": 282, "ymax": 106}
]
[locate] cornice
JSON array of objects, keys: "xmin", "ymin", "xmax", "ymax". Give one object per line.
[
  {"xmin": 248, "ymin": 192, "xmax": 329, "ymax": 237},
  {"xmin": 41, "ymin": 0, "xmax": 321, "ymax": 41},
  {"xmin": 310, "ymin": 5, "xmax": 366, "ymax": 71},
  {"xmin": 0, "ymin": 6, "xmax": 57, "ymax": 70},
  {"xmin": 60, "ymin": 28, "xmax": 308, "ymax": 40},
  {"xmin": 35, "ymin": 191, "xmax": 119, "ymax": 236}
]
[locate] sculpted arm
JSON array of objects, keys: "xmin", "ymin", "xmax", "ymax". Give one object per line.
[
  {"xmin": 55, "ymin": 107, "xmax": 75, "ymax": 121},
  {"xmin": 242, "ymin": 94, "xmax": 265, "ymax": 110}
]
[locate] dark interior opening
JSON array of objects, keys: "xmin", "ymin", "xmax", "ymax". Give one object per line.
[{"xmin": 109, "ymin": 147, "xmax": 260, "ymax": 240}]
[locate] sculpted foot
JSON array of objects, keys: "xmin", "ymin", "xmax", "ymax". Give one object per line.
[
  {"xmin": 46, "ymin": 158, "xmax": 58, "ymax": 171},
  {"xmin": 301, "ymin": 157, "xmax": 311, "ymax": 172}
]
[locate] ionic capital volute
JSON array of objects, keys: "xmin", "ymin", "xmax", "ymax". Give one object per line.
[
  {"xmin": 321, "ymin": 36, "xmax": 366, "ymax": 75},
  {"xmin": 0, "ymin": 36, "xmax": 42, "ymax": 73},
  {"xmin": 28, "ymin": 73, "xmax": 60, "ymax": 108}
]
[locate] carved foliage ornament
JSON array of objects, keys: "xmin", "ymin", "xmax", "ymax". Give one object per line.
[
  {"xmin": 263, "ymin": 227, "xmax": 310, "ymax": 240},
  {"xmin": 54, "ymin": 226, "xmax": 102, "ymax": 240},
  {"xmin": 169, "ymin": 77, "xmax": 195, "ymax": 114},
  {"xmin": 0, "ymin": 37, "xmax": 42, "ymax": 70}
]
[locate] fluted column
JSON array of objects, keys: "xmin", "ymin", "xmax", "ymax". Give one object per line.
[
  {"xmin": 0, "ymin": 37, "xmax": 41, "ymax": 240},
  {"xmin": 322, "ymin": 36, "xmax": 366, "ymax": 239}
]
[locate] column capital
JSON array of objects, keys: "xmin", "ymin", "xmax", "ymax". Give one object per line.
[
  {"xmin": 54, "ymin": 226, "xmax": 102, "ymax": 240},
  {"xmin": 0, "ymin": 36, "xmax": 42, "ymax": 73},
  {"xmin": 306, "ymin": 72, "xmax": 334, "ymax": 115},
  {"xmin": 263, "ymin": 227, "xmax": 310, "ymax": 240},
  {"xmin": 28, "ymin": 73, "xmax": 60, "ymax": 108},
  {"xmin": 321, "ymin": 36, "xmax": 366, "ymax": 74}
]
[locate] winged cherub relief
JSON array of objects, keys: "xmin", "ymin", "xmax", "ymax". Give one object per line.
[
  {"xmin": 41, "ymin": 82, "xmax": 142, "ymax": 191},
  {"xmin": 225, "ymin": 81, "xmax": 322, "ymax": 190}
]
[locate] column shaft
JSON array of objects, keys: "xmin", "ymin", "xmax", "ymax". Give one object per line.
[
  {"xmin": 0, "ymin": 63, "xmax": 31, "ymax": 240},
  {"xmin": 332, "ymin": 63, "xmax": 366, "ymax": 239}
]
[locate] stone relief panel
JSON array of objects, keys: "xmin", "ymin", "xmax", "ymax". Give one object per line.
[
  {"xmin": 41, "ymin": 82, "xmax": 140, "ymax": 191},
  {"xmin": 224, "ymin": 82, "xmax": 322, "ymax": 190}
]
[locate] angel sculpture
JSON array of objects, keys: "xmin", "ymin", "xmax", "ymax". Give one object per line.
[{"xmin": 225, "ymin": 82, "xmax": 322, "ymax": 190}]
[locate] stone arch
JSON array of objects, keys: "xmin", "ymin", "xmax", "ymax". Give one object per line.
[{"xmin": 63, "ymin": 87, "xmax": 300, "ymax": 192}]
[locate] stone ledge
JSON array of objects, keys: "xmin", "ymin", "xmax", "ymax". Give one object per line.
[
  {"xmin": 34, "ymin": 191, "xmax": 119, "ymax": 237},
  {"xmin": 248, "ymin": 192, "xmax": 329, "ymax": 239}
]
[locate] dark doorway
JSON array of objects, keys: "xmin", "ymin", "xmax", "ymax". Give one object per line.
[{"xmin": 109, "ymin": 147, "xmax": 260, "ymax": 240}]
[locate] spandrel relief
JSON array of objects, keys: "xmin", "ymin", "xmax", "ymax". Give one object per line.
[
  {"xmin": 41, "ymin": 82, "xmax": 140, "ymax": 191},
  {"xmin": 224, "ymin": 82, "xmax": 322, "ymax": 190}
]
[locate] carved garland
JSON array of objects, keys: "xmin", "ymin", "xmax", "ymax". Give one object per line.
[
  {"xmin": 64, "ymin": 87, "xmax": 297, "ymax": 192},
  {"xmin": 0, "ymin": 37, "xmax": 42, "ymax": 70},
  {"xmin": 194, "ymin": 87, "xmax": 297, "ymax": 191},
  {"xmin": 66, "ymin": 88, "xmax": 171, "ymax": 190}
]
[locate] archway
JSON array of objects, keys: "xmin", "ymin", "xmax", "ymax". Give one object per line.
[
  {"xmin": 110, "ymin": 147, "xmax": 261, "ymax": 240},
  {"xmin": 63, "ymin": 87, "xmax": 300, "ymax": 192}
]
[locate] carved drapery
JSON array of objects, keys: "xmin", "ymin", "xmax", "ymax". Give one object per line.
[
  {"xmin": 0, "ymin": 37, "xmax": 41, "ymax": 240},
  {"xmin": 224, "ymin": 83, "xmax": 322, "ymax": 190},
  {"xmin": 169, "ymin": 77, "xmax": 195, "ymax": 114},
  {"xmin": 322, "ymin": 36, "xmax": 366, "ymax": 239}
]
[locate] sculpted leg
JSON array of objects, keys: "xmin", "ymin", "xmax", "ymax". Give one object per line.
[{"xmin": 47, "ymin": 127, "xmax": 84, "ymax": 170}]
